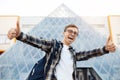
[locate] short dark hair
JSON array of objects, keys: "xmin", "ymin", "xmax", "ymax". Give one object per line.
[{"xmin": 64, "ymin": 24, "xmax": 79, "ymax": 32}]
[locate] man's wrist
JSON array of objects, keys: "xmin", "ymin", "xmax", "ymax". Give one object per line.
[
  {"xmin": 16, "ymin": 32, "xmax": 23, "ymax": 40},
  {"xmin": 103, "ymin": 46, "xmax": 109, "ymax": 53}
]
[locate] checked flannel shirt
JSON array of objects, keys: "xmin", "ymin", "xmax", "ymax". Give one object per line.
[{"xmin": 17, "ymin": 32, "xmax": 109, "ymax": 80}]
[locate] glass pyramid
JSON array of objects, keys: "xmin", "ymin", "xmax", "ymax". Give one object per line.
[{"xmin": 0, "ymin": 4, "xmax": 120, "ymax": 80}]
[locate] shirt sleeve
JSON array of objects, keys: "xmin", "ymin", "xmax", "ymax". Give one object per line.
[
  {"xmin": 76, "ymin": 46, "xmax": 109, "ymax": 61},
  {"xmin": 16, "ymin": 32, "xmax": 53, "ymax": 52}
]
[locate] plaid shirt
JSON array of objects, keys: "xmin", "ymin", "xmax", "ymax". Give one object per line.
[{"xmin": 17, "ymin": 32, "xmax": 109, "ymax": 80}]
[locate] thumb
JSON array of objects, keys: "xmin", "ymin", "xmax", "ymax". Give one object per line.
[
  {"xmin": 106, "ymin": 35, "xmax": 112, "ymax": 45},
  {"xmin": 16, "ymin": 17, "xmax": 20, "ymax": 37}
]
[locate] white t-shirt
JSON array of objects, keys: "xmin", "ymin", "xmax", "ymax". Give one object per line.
[{"xmin": 55, "ymin": 45, "xmax": 73, "ymax": 80}]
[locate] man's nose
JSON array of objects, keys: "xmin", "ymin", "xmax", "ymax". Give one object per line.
[{"xmin": 71, "ymin": 32, "xmax": 75, "ymax": 35}]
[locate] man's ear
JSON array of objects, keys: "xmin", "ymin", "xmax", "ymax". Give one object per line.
[
  {"xmin": 63, "ymin": 32, "xmax": 67, "ymax": 36},
  {"xmin": 63, "ymin": 32, "xmax": 65, "ymax": 36}
]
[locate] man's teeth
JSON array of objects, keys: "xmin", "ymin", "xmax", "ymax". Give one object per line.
[{"xmin": 68, "ymin": 37, "xmax": 73, "ymax": 40}]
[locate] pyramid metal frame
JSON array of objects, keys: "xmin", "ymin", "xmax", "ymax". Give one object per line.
[{"xmin": 0, "ymin": 4, "xmax": 120, "ymax": 80}]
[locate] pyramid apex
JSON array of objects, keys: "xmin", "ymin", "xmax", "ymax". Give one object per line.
[{"xmin": 48, "ymin": 4, "xmax": 78, "ymax": 17}]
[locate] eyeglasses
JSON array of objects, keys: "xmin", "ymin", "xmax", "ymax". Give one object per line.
[{"xmin": 66, "ymin": 29, "xmax": 78, "ymax": 36}]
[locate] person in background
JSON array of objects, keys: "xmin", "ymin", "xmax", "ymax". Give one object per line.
[{"xmin": 7, "ymin": 21, "xmax": 116, "ymax": 80}]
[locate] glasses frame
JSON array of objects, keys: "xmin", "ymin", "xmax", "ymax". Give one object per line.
[{"xmin": 66, "ymin": 29, "xmax": 78, "ymax": 36}]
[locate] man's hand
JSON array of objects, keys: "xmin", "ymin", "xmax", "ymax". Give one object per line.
[
  {"xmin": 105, "ymin": 36, "xmax": 116, "ymax": 52},
  {"xmin": 7, "ymin": 19, "xmax": 20, "ymax": 40}
]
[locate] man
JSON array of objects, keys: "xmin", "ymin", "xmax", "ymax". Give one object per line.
[{"xmin": 7, "ymin": 21, "xmax": 116, "ymax": 80}]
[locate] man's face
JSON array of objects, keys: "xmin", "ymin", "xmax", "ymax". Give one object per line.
[{"xmin": 63, "ymin": 27, "xmax": 78, "ymax": 46}]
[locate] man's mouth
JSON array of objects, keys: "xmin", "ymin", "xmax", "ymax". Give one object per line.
[{"xmin": 68, "ymin": 37, "xmax": 73, "ymax": 40}]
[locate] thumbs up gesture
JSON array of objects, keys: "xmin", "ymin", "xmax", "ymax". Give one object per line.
[
  {"xmin": 7, "ymin": 19, "xmax": 20, "ymax": 40},
  {"xmin": 105, "ymin": 36, "xmax": 116, "ymax": 52}
]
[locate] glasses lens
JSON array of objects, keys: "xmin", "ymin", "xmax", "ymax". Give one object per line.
[{"xmin": 67, "ymin": 29, "xmax": 78, "ymax": 36}]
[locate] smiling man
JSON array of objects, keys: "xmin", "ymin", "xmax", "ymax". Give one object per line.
[
  {"xmin": 63, "ymin": 25, "xmax": 79, "ymax": 46},
  {"xmin": 7, "ymin": 22, "xmax": 116, "ymax": 80}
]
